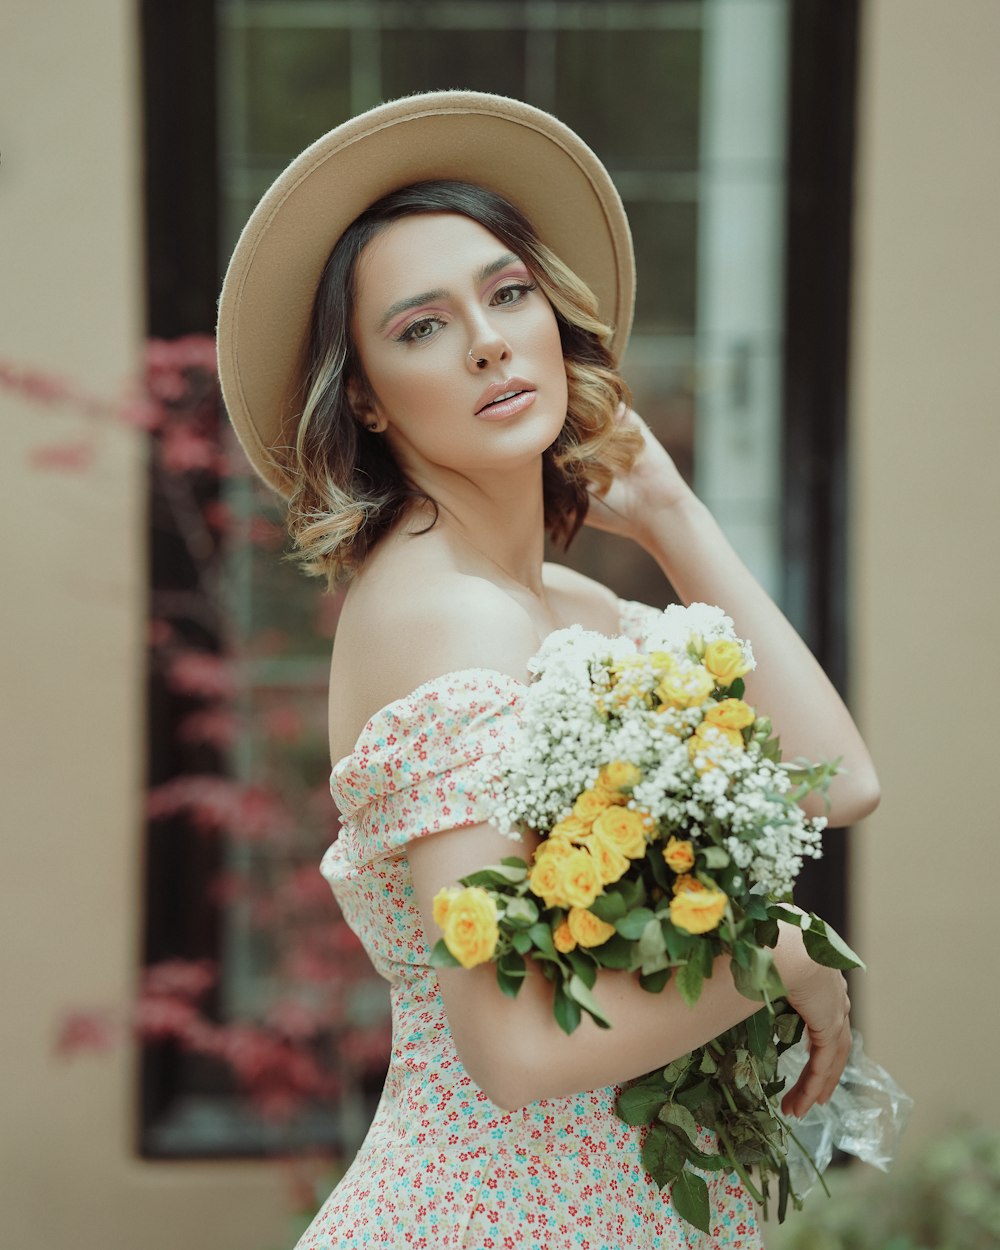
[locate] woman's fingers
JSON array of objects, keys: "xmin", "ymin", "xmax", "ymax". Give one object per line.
[{"xmin": 780, "ymin": 1017, "xmax": 852, "ymax": 1118}]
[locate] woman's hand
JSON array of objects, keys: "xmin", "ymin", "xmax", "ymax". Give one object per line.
[
  {"xmin": 774, "ymin": 923, "xmax": 853, "ymax": 1119},
  {"xmin": 584, "ymin": 405, "xmax": 693, "ymax": 546}
]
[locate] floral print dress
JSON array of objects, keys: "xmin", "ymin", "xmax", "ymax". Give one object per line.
[{"xmin": 300, "ymin": 601, "xmax": 762, "ymax": 1250}]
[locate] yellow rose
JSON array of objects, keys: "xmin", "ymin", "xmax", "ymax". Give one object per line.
[
  {"xmin": 529, "ymin": 851, "xmax": 571, "ymax": 910},
  {"xmin": 588, "ymin": 829, "xmax": 631, "ymax": 886},
  {"xmin": 704, "ymin": 698, "xmax": 755, "ymax": 731},
  {"xmin": 703, "ymin": 640, "xmax": 751, "ymax": 686},
  {"xmin": 442, "ymin": 887, "xmax": 499, "ymax": 968},
  {"xmin": 657, "ymin": 665, "xmax": 715, "ymax": 709},
  {"xmin": 672, "ymin": 873, "xmax": 703, "ymax": 896},
  {"xmin": 687, "ymin": 722, "xmax": 745, "ymax": 772},
  {"xmin": 567, "ymin": 907, "xmax": 616, "ymax": 949},
  {"xmin": 549, "ymin": 814, "xmax": 592, "ymax": 843},
  {"xmin": 555, "ymin": 847, "xmax": 603, "ymax": 909},
  {"xmin": 649, "ymin": 651, "xmax": 675, "ymax": 676},
  {"xmin": 553, "ymin": 917, "xmax": 577, "ymax": 953},
  {"xmin": 573, "ymin": 788, "xmax": 612, "ymax": 824},
  {"xmin": 597, "ymin": 760, "xmax": 641, "ymax": 795},
  {"xmin": 669, "ymin": 882, "xmax": 728, "ymax": 935},
  {"xmin": 432, "ymin": 886, "xmax": 461, "ymax": 928},
  {"xmin": 592, "ymin": 806, "xmax": 652, "ymax": 859},
  {"xmin": 663, "ymin": 837, "xmax": 696, "ymax": 874}
]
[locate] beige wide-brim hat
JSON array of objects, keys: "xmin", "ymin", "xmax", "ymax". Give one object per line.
[{"xmin": 216, "ymin": 90, "xmax": 635, "ymax": 498}]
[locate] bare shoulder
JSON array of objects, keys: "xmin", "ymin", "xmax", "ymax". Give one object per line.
[
  {"xmin": 329, "ymin": 550, "xmax": 541, "ymax": 760},
  {"xmin": 542, "ymin": 561, "xmax": 621, "ymax": 632}
]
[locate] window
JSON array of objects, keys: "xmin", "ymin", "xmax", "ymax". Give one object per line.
[{"xmin": 141, "ymin": 0, "xmax": 857, "ymax": 1156}]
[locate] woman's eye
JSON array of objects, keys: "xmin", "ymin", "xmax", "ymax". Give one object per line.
[
  {"xmin": 397, "ymin": 316, "xmax": 440, "ymax": 343},
  {"xmin": 492, "ymin": 282, "xmax": 536, "ymax": 306}
]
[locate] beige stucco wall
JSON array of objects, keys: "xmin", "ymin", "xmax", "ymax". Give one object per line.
[
  {"xmin": 0, "ymin": 2, "xmax": 288, "ymax": 1247},
  {"xmin": 2, "ymin": 1, "xmax": 997, "ymax": 1247},
  {"xmin": 850, "ymin": 0, "xmax": 1000, "ymax": 1142}
]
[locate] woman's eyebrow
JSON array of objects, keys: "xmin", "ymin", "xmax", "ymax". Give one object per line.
[{"xmin": 377, "ymin": 252, "xmax": 522, "ymax": 331}]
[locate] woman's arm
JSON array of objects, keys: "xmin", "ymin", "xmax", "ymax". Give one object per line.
[
  {"xmin": 408, "ymin": 819, "xmax": 851, "ymax": 1117},
  {"xmin": 586, "ymin": 409, "xmax": 880, "ymax": 826}
]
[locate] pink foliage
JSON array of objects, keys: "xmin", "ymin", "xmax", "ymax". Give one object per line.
[
  {"xmin": 160, "ymin": 423, "xmax": 221, "ymax": 473},
  {"xmin": 146, "ymin": 775, "xmax": 292, "ymax": 843},
  {"xmin": 167, "ymin": 650, "xmax": 235, "ymax": 699},
  {"xmin": 55, "ymin": 1009, "xmax": 119, "ymax": 1057},
  {"xmin": 263, "ymin": 704, "xmax": 304, "ymax": 744},
  {"xmin": 142, "ymin": 958, "xmax": 217, "ymax": 1000},
  {"xmin": 31, "ymin": 335, "xmax": 393, "ymax": 1154},
  {"xmin": 27, "ymin": 440, "xmax": 96, "ymax": 472},
  {"xmin": 178, "ymin": 706, "xmax": 240, "ymax": 749}
]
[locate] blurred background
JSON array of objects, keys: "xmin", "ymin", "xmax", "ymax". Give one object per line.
[{"xmin": 2, "ymin": 1, "xmax": 998, "ymax": 1246}]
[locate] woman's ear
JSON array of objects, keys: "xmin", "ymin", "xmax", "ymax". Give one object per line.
[{"xmin": 346, "ymin": 375, "xmax": 385, "ymax": 434}]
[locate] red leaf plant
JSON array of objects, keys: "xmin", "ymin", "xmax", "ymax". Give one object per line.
[{"xmin": 9, "ymin": 340, "xmax": 391, "ymax": 1178}]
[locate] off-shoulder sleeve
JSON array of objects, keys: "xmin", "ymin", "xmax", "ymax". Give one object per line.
[
  {"xmin": 327, "ymin": 670, "xmax": 524, "ymax": 869},
  {"xmin": 617, "ymin": 596, "xmax": 667, "ymax": 648}
]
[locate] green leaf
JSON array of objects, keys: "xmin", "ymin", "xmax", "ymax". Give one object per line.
[
  {"xmin": 745, "ymin": 1008, "xmax": 774, "ymax": 1060},
  {"xmin": 498, "ymin": 950, "xmax": 526, "ymax": 979},
  {"xmin": 700, "ymin": 846, "xmax": 731, "ymax": 870},
  {"xmin": 617, "ymin": 1084, "xmax": 666, "ymax": 1126},
  {"xmin": 567, "ymin": 974, "xmax": 611, "ymax": 1028},
  {"xmin": 661, "ymin": 1057, "xmax": 695, "ymax": 1085},
  {"xmin": 589, "ymin": 890, "xmax": 627, "ymax": 923},
  {"xmin": 511, "ymin": 929, "xmax": 532, "ymax": 955},
  {"xmin": 675, "ymin": 958, "xmax": 704, "ymax": 1007},
  {"xmin": 462, "ymin": 863, "xmax": 525, "ymax": 888},
  {"xmin": 662, "ymin": 924, "xmax": 696, "ymax": 962},
  {"xmin": 730, "ymin": 947, "xmax": 786, "ymax": 1007},
  {"xmin": 592, "ymin": 934, "xmax": 634, "ymax": 970},
  {"xmin": 428, "ymin": 937, "xmax": 460, "ymax": 968},
  {"xmin": 617, "ymin": 907, "xmax": 656, "ymax": 939},
  {"xmin": 671, "ymin": 1169, "xmax": 711, "ymax": 1233},
  {"xmin": 566, "ymin": 949, "xmax": 596, "ymax": 988},
  {"xmin": 754, "ymin": 917, "xmax": 780, "ymax": 949},
  {"xmin": 617, "ymin": 876, "xmax": 648, "ymax": 911},
  {"xmin": 527, "ymin": 922, "xmax": 557, "ymax": 958},
  {"xmin": 638, "ymin": 918, "xmax": 669, "ymax": 972},
  {"xmin": 778, "ymin": 1159, "xmax": 790, "ymax": 1224},
  {"xmin": 775, "ymin": 1012, "xmax": 802, "ymax": 1045},
  {"xmin": 500, "ymin": 855, "xmax": 530, "ymax": 874},
  {"xmin": 639, "ymin": 966, "xmax": 672, "ymax": 993},
  {"xmin": 698, "ymin": 1050, "xmax": 718, "ymax": 1075},
  {"xmin": 744, "ymin": 895, "xmax": 770, "ymax": 922},
  {"xmin": 659, "ymin": 1102, "xmax": 700, "ymax": 1146},
  {"xmin": 802, "ymin": 914, "xmax": 866, "ymax": 971},
  {"xmin": 767, "ymin": 904, "xmax": 804, "ymax": 927},
  {"xmin": 552, "ymin": 985, "xmax": 581, "ymax": 1035},
  {"xmin": 503, "ymin": 896, "xmax": 539, "ymax": 927},
  {"xmin": 640, "ymin": 1124, "xmax": 685, "ymax": 1188}
]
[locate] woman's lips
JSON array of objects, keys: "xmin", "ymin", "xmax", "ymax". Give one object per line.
[
  {"xmin": 474, "ymin": 377, "xmax": 537, "ymax": 420},
  {"xmin": 476, "ymin": 389, "xmax": 537, "ymax": 421}
]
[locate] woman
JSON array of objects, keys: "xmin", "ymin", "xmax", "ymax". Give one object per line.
[{"xmin": 218, "ymin": 92, "xmax": 879, "ymax": 1250}]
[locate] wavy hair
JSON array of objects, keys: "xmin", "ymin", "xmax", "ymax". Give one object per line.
[{"xmin": 277, "ymin": 181, "xmax": 641, "ymax": 586}]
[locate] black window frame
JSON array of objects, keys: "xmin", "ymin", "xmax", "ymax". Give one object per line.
[{"xmin": 139, "ymin": 0, "xmax": 860, "ymax": 1157}]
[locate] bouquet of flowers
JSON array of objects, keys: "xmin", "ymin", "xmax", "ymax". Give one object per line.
[{"xmin": 429, "ymin": 603, "xmax": 864, "ymax": 1233}]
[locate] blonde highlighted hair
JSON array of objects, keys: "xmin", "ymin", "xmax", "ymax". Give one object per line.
[{"xmin": 275, "ymin": 181, "xmax": 641, "ymax": 587}]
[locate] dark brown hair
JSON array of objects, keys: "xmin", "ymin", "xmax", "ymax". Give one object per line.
[{"xmin": 278, "ymin": 181, "xmax": 639, "ymax": 586}]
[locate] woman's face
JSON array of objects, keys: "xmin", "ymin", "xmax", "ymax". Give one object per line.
[{"xmin": 349, "ymin": 212, "xmax": 568, "ymax": 482}]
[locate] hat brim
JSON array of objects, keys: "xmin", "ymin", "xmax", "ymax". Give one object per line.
[{"xmin": 217, "ymin": 90, "xmax": 635, "ymax": 497}]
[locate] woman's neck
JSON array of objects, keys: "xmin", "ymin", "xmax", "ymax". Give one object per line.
[{"xmin": 404, "ymin": 461, "xmax": 548, "ymax": 595}]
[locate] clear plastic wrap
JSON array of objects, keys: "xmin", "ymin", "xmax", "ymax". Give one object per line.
[{"xmin": 777, "ymin": 1029, "xmax": 914, "ymax": 1198}]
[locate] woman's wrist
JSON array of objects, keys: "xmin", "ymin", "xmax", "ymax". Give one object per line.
[{"xmin": 631, "ymin": 486, "xmax": 710, "ymax": 560}]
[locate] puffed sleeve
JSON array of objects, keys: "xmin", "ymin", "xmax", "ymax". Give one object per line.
[{"xmin": 326, "ymin": 670, "xmax": 525, "ymax": 872}]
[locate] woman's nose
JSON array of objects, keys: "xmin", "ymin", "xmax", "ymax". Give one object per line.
[{"xmin": 465, "ymin": 324, "xmax": 511, "ymax": 373}]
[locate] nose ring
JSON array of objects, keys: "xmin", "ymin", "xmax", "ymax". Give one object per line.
[{"xmin": 468, "ymin": 350, "xmax": 487, "ymax": 369}]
